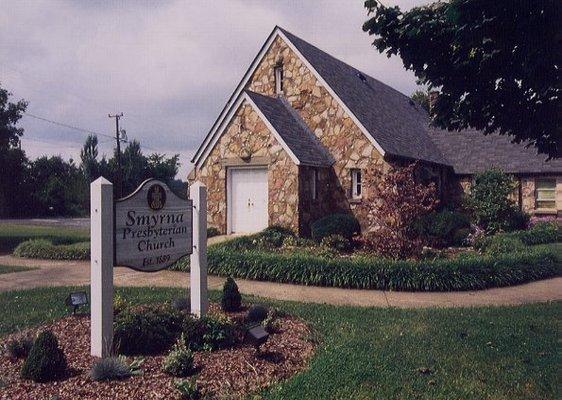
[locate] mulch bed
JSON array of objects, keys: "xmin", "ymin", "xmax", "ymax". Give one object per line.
[{"xmin": 0, "ymin": 304, "xmax": 315, "ymax": 399}]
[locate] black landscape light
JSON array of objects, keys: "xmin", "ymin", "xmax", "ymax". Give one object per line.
[
  {"xmin": 65, "ymin": 291, "xmax": 88, "ymax": 314},
  {"xmin": 245, "ymin": 324, "xmax": 269, "ymax": 353}
]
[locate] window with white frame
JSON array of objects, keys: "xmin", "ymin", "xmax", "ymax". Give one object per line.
[
  {"xmin": 274, "ymin": 65, "xmax": 283, "ymax": 94},
  {"xmin": 535, "ymin": 178, "xmax": 556, "ymax": 209},
  {"xmin": 351, "ymin": 169, "xmax": 362, "ymax": 199},
  {"xmin": 310, "ymin": 169, "xmax": 318, "ymax": 200}
]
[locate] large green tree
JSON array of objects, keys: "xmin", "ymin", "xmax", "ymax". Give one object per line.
[
  {"xmin": 363, "ymin": 0, "xmax": 562, "ymax": 158},
  {"xmin": 78, "ymin": 136, "xmax": 180, "ymax": 198},
  {"xmin": 0, "ymin": 84, "xmax": 28, "ymax": 217}
]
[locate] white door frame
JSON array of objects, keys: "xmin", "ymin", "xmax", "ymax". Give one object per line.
[{"xmin": 226, "ymin": 165, "xmax": 269, "ymax": 234}]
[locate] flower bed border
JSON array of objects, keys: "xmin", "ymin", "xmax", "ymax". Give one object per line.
[{"xmin": 182, "ymin": 246, "xmax": 561, "ymax": 292}]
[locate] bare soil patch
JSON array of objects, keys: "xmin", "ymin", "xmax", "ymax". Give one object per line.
[{"xmin": 0, "ymin": 304, "xmax": 315, "ymax": 399}]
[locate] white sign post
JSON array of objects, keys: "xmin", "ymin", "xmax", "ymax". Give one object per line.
[
  {"xmin": 90, "ymin": 177, "xmax": 114, "ymax": 358},
  {"xmin": 190, "ymin": 181, "xmax": 208, "ymax": 317},
  {"xmin": 90, "ymin": 177, "xmax": 208, "ymax": 358}
]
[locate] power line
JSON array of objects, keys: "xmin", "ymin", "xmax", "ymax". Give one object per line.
[
  {"xmin": 23, "ymin": 112, "xmax": 115, "ymax": 140},
  {"xmin": 23, "ymin": 111, "xmax": 164, "ymax": 153}
]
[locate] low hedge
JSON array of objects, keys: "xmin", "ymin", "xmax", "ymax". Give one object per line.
[
  {"xmin": 13, "ymin": 239, "xmax": 90, "ymax": 260},
  {"xmin": 475, "ymin": 222, "xmax": 562, "ymax": 250},
  {"xmin": 507, "ymin": 222, "xmax": 561, "ymax": 245},
  {"xmin": 310, "ymin": 213, "xmax": 360, "ymax": 241},
  {"xmin": 0, "ymin": 225, "xmax": 89, "ymax": 253},
  {"xmin": 192, "ymin": 246, "xmax": 560, "ymax": 292}
]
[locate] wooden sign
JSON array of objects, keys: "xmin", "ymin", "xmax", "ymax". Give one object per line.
[{"xmin": 114, "ymin": 179, "xmax": 192, "ymax": 271}]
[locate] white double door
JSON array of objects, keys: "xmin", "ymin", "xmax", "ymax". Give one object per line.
[{"xmin": 229, "ymin": 167, "xmax": 268, "ymax": 233}]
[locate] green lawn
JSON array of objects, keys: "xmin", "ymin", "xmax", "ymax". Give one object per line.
[
  {"xmin": 0, "ymin": 286, "xmax": 559, "ymax": 400},
  {"xmin": 0, "ymin": 264, "xmax": 34, "ymax": 274},
  {"xmin": 0, "ymin": 223, "xmax": 89, "ymax": 252}
]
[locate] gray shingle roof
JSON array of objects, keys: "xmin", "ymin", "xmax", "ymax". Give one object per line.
[
  {"xmin": 279, "ymin": 27, "xmax": 561, "ymax": 174},
  {"xmin": 429, "ymin": 128, "xmax": 562, "ymax": 175},
  {"xmin": 246, "ymin": 90, "xmax": 333, "ymax": 167},
  {"xmin": 279, "ymin": 27, "xmax": 447, "ymax": 166}
]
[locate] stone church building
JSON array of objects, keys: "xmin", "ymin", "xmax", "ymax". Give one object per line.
[{"xmin": 188, "ymin": 27, "xmax": 562, "ymax": 235}]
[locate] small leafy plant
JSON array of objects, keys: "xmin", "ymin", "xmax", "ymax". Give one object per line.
[
  {"xmin": 262, "ymin": 308, "xmax": 282, "ymax": 334},
  {"xmin": 174, "ymin": 378, "xmax": 201, "ymax": 400},
  {"xmin": 162, "ymin": 334, "xmax": 194, "ymax": 377},
  {"xmin": 20, "ymin": 330, "xmax": 67, "ymax": 382},
  {"xmin": 221, "ymin": 277, "xmax": 242, "ymax": 312}
]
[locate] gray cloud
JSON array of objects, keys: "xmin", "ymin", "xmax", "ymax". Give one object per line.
[{"xmin": 1, "ymin": 0, "xmax": 428, "ymax": 178}]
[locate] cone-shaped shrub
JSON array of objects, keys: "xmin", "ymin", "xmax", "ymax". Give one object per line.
[
  {"xmin": 221, "ymin": 277, "xmax": 241, "ymax": 312},
  {"xmin": 21, "ymin": 330, "xmax": 67, "ymax": 382}
]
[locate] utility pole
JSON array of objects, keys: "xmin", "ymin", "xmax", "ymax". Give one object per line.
[{"xmin": 108, "ymin": 112, "xmax": 124, "ymax": 198}]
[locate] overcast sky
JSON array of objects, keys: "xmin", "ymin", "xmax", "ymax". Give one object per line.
[{"xmin": 1, "ymin": 0, "xmax": 428, "ymax": 179}]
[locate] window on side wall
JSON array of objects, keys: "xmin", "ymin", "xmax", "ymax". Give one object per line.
[
  {"xmin": 310, "ymin": 169, "xmax": 318, "ymax": 200},
  {"xmin": 535, "ymin": 178, "xmax": 556, "ymax": 209},
  {"xmin": 351, "ymin": 169, "xmax": 362, "ymax": 199},
  {"xmin": 274, "ymin": 65, "xmax": 283, "ymax": 94}
]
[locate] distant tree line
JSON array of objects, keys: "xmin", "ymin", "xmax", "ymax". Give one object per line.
[{"xmin": 0, "ymin": 83, "xmax": 183, "ymax": 218}]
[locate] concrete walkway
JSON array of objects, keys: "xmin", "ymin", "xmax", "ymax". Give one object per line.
[{"xmin": 1, "ymin": 254, "xmax": 561, "ymax": 308}]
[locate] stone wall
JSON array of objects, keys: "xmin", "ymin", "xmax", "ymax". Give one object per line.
[
  {"xmin": 443, "ymin": 174, "xmax": 562, "ymax": 217},
  {"xmin": 188, "ymin": 102, "xmax": 300, "ymax": 233},
  {"xmin": 247, "ymin": 36, "xmax": 388, "ymax": 231}
]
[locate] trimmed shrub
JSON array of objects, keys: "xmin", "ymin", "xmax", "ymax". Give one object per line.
[
  {"xmin": 181, "ymin": 316, "xmax": 207, "ymax": 350},
  {"xmin": 13, "ymin": 239, "xmax": 90, "ymax": 260},
  {"xmin": 205, "ymin": 246, "xmax": 560, "ymax": 292},
  {"xmin": 174, "ymin": 378, "xmax": 201, "ymax": 400},
  {"xmin": 172, "ymin": 297, "xmax": 190, "ymax": 313},
  {"xmin": 90, "ymin": 356, "xmax": 141, "ymax": 381},
  {"xmin": 221, "ymin": 277, "xmax": 242, "ymax": 312},
  {"xmin": 311, "ymin": 214, "xmax": 360, "ymax": 241},
  {"xmin": 5, "ymin": 336, "xmax": 33, "ymax": 360},
  {"xmin": 414, "ymin": 210, "xmax": 470, "ymax": 247},
  {"xmin": 321, "ymin": 234, "xmax": 351, "ymax": 252},
  {"xmin": 246, "ymin": 304, "xmax": 269, "ymax": 323},
  {"xmin": 21, "ymin": 331, "xmax": 67, "ymax": 382},
  {"xmin": 475, "ymin": 222, "xmax": 561, "ymax": 250},
  {"xmin": 114, "ymin": 305, "xmax": 183, "ymax": 355},
  {"xmin": 162, "ymin": 334, "xmax": 194, "ymax": 377}
]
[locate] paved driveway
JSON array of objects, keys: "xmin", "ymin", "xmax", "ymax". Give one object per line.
[{"xmin": 1, "ymin": 255, "xmax": 561, "ymax": 308}]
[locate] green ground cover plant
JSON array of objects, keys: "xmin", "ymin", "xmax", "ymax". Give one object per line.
[
  {"xmin": 0, "ymin": 223, "xmax": 89, "ymax": 253},
  {"xmin": 0, "ymin": 286, "xmax": 559, "ymax": 399},
  {"xmin": 202, "ymin": 246, "xmax": 559, "ymax": 291},
  {"xmin": 13, "ymin": 239, "xmax": 90, "ymax": 260}
]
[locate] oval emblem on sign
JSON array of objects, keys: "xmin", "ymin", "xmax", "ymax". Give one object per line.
[{"xmin": 147, "ymin": 184, "xmax": 166, "ymax": 210}]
